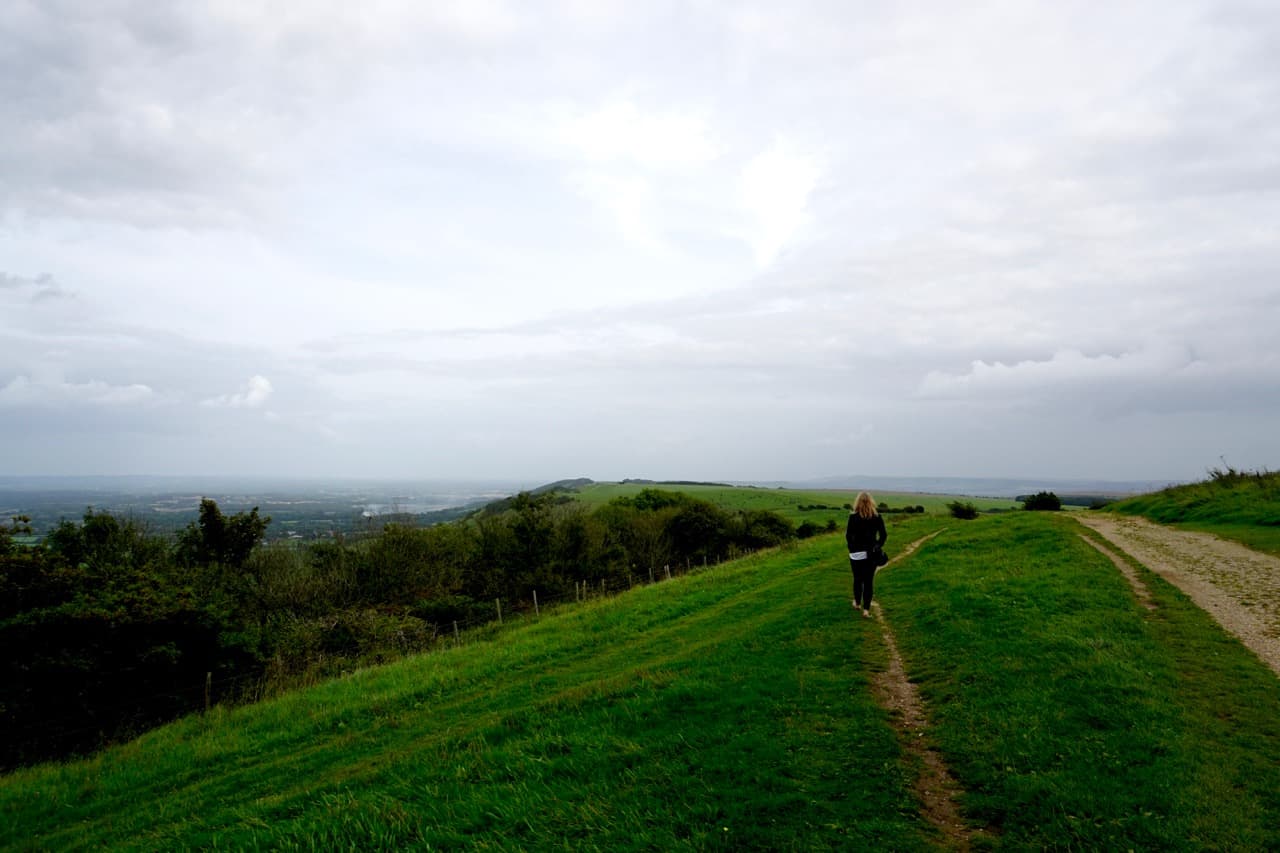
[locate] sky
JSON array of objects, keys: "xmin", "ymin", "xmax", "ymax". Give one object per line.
[{"xmin": 3, "ymin": 0, "xmax": 1278, "ymax": 484}]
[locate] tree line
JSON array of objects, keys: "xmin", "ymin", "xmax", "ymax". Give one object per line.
[{"xmin": 0, "ymin": 488, "xmax": 797, "ymax": 768}]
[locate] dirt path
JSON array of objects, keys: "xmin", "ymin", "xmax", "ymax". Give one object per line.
[
  {"xmin": 867, "ymin": 531, "xmax": 985, "ymax": 850},
  {"xmin": 1078, "ymin": 534, "xmax": 1156, "ymax": 611},
  {"xmin": 1075, "ymin": 514, "xmax": 1280, "ymax": 678}
]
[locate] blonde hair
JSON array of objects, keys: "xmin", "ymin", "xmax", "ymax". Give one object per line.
[{"xmin": 854, "ymin": 492, "xmax": 878, "ymax": 519}]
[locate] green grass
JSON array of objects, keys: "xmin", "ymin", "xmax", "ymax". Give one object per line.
[
  {"xmin": 5, "ymin": 512, "xmax": 1280, "ymax": 850},
  {"xmin": 0, "ymin": 531, "xmax": 939, "ymax": 851},
  {"xmin": 1107, "ymin": 469, "xmax": 1280, "ymax": 556},
  {"xmin": 571, "ymin": 482, "xmax": 1021, "ymax": 525},
  {"xmin": 884, "ymin": 513, "xmax": 1280, "ymax": 850}
]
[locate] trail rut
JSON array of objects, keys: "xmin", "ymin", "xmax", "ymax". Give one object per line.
[{"xmin": 866, "ymin": 531, "xmax": 984, "ymax": 850}]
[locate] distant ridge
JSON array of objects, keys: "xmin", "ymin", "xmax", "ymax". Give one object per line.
[
  {"xmin": 530, "ymin": 477, "xmax": 595, "ymax": 494},
  {"xmin": 768, "ymin": 474, "xmax": 1177, "ymax": 499},
  {"xmin": 620, "ymin": 478, "xmax": 734, "ymax": 487}
]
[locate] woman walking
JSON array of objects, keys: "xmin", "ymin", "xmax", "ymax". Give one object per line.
[{"xmin": 846, "ymin": 492, "xmax": 887, "ymax": 618}]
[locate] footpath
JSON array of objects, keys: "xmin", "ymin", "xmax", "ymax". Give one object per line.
[
  {"xmin": 1075, "ymin": 514, "xmax": 1280, "ymax": 677},
  {"xmin": 868, "ymin": 532, "xmax": 986, "ymax": 851}
]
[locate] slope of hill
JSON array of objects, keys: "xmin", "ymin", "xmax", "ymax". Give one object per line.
[
  {"xmin": 1107, "ymin": 467, "xmax": 1280, "ymax": 557},
  {"xmin": 0, "ymin": 531, "xmax": 938, "ymax": 850},
  {"xmin": 4, "ymin": 513, "xmax": 1280, "ymax": 849}
]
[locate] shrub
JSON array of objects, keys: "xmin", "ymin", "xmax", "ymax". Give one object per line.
[
  {"xmin": 731, "ymin": 510, "xmax": 796, "ymax": 549},
  {"xmin": 1023, "ymin": 491, "xmax": 1062, "ymax": 511},
  {"xmin": 948, "ymin": 501, "xmax": 979, "ymax": 520}
]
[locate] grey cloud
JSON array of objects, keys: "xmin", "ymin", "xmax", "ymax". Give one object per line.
[
  {"xmin": 0, "ymin": 272, "xmax": 71, "ymax": 301},
  {"xmin": 0, "ymin": 6, "xmax": 272, "ymax": 228},
  {"xmin": 4, "ymin": 1, "xmax": 1280, "ymax": 481},
  {"xmin": 0, "ymin": 1, "xmax": 538, "ymax": 230},
  {"xmin": 0, "ymin": 320, "xmax": 307, "ymax": 416}
]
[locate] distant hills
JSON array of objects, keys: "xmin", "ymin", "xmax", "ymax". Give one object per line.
[{"xmin": 524, "ymin": 475, "xmax": 1175, "ymax": 500}]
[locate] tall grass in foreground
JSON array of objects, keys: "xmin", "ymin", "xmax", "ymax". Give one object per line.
[
  {"xmin": 1108, "ymin": 468, "xmax": 1280, "ymax": 556},
  {"xmin": 0, "ymin": 531, "xmax": 937, "ymax": 851},
  {"xmin": 884, "ymin": 513, "xmax": 1280, "ymax": 850}
]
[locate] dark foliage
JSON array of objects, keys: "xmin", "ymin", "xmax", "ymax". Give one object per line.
[
  {"xmin": 3, "ymin": 507, "xmax": 257, "ymax": 767},
  {"xmin": 1022, "ymin": 491, "xmax": 1063, "ymax": 511},
  {"xmin": 1, "ymin": 489, "xmax": 796, "ymax": 768},
  {"xmin": 875, "ymin": 503, "xmax": 925, "ymax": 514},
  {"xmin": 176, "ymin": 499, "xmax": 270, "ymax": 568},
  {"xmin": 948, "ymin": 500, "xmax": 979, "ymax": 520}
]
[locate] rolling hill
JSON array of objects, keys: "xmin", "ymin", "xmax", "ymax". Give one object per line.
[{"xmin": 4, "ymin": 510, "xmax": 1280, "ymax": 850}]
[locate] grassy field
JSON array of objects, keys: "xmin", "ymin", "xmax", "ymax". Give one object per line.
[
  {"xmin": 571, "ymin": 482, "xmax": 1021, "ymax": 526},
  {"xmin": 4, "ymin": 512, "xmax": 1280, "ymax": 850},
  {"xmin": 0, "ymin": 525, "xmax": 941, "ymax": 851},
  {"xmin": 1107, "ymin": 468, "xmax": 1280, "ymax": 556},
  {"xmin": 886, "ymin": 513, "xmax": 1280, "ymax": 849}
]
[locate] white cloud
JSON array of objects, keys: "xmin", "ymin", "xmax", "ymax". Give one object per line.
[
  {"xmin": 739, "ymin": 142, "xmax": 821, "ymax": 267},
  {"xmin": 0, "ymin": 374, "xmax": 154, "ymax": 407},
  {"xmin": 201, "ymin": 375, "xmax": 273, "ymax": 408},
  {"xmin": 921, "ymin": 347, "xmax": 1163, "ymax": 392},
  {"xmin": 208, "ymin": 0, "xmax": 522, "ymax": 47},
  {"xmin": 563, "ymin": 100, "xmax": 720, "ymax": 170},
  {"xmin": 572, "ymin": 172, "xmax": 663, "ymax": 250}
]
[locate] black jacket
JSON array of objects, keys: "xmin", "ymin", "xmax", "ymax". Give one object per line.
[{"xmin": 845, "ymin": 512, "xmax": 887, "ymax": 553}]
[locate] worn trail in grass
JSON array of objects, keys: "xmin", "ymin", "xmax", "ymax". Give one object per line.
[
  {"xmin": 1077, "ymin": 512, "xmax": 1280, "ymax": 676},
  {"xmin": 1, "ymin": 534, "xmax": 939, "ymax": 851},
  {"xmin": 883, "ymin": 513, "xmax": 1280, "ymax": 850},
  {"xmin": 867, "ymin": 531, "xmax": 987, "ymax": 851}
]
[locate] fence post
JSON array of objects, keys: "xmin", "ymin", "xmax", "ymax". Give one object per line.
[
  {"xmin": 600, "ymin": 578, "xmax": 605, "ymax": 594},
  {"xmin": 664, "ymin": 564, "xmax": 671, "ymax": 580},
  {"xmin": 533, "ymin": 590, "xmax": 540, "ymax": 616},
  {"xmin": 205, "ymin": 671, "xmax": 212, "ymax": 713},
  {"xmin": 649, "ymin": 566, "xmax": 654, "ymax": 583},
  {"xmin": 496, "ymin": 598, "xmax": 502, "ymax": 624},
  {"xmin": 453, "ymin": 620, "xmax": 460, "ymax": 643}
]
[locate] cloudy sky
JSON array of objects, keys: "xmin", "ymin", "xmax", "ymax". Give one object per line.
[{"xmin": 3, "ymin": 1, "xmax": 1278, "ymax": 483}]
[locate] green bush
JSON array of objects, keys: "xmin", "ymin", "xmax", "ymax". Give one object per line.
[
  {"xmin": 2, "ymin": 489, "xmax": 804, "ymax": 768},
  {"xmin": 1022, "ymin": 491, "xmax": 1062, "ymax": 511},
  {"xmin": 948, "ymin": 500, "xmax": 979, "ymax": 520}
]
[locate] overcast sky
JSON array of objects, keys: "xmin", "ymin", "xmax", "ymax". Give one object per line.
[{"xmin": 3, "ymin": 1, "xmax": 1278, "ymax": 484}]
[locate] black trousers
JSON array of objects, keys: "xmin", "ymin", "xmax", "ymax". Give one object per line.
[{"xmin": 850, "ymin": 558, "xmax": 876, "ymax": 609}]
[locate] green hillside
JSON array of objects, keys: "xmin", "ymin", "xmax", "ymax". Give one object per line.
[
  {"xmin": 571, "ymin": 482, "xmax": 1020, "ymax": 524},
  {"xmin": 1107, "ymin": 468, "xmax": 1280, "ymax": 556},
  {"xmin": 4, "ymin": 513, "xmax": 1280, "ymax": 849}
]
